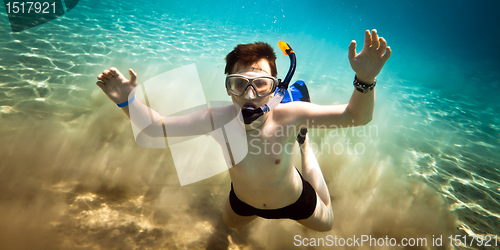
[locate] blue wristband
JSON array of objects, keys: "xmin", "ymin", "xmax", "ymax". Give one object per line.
[{"xmin": 117, "ymin": 95, "xmax": 135, "ymax": 107}]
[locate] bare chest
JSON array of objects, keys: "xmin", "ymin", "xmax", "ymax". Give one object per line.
[{"xmin": 230, "ymin": 119, "xmax": 299, "ymax": 185}]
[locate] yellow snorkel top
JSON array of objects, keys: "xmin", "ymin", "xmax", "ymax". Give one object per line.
[{"xmin": 278, "ymin": 41, "xmax": 294, "ymax": 55}]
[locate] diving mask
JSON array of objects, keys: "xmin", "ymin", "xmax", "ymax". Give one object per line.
[{"xmin": 226, "ymin": 74, "xmax": 278, "ymax": 97}]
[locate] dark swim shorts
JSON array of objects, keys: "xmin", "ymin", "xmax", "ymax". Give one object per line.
[{"xmin": 229, "ymin": 171, "xmax": 317, "ymax": 220}]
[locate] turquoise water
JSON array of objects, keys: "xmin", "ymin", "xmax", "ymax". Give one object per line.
[{"xmin": 1, "ymin": 0, "xmax": 499, "ymax": 249}]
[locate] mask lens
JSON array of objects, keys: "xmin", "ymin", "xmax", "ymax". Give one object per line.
[
  {"xmin": 228, "ymin": 77, "xmax": 249, "ymax": 95},
  {"xmin": 227, "ymin": 75, "xmax": 276, "ymax": 96},
  {"xmin": 253, "ymin": 78, "xmax": 274, "ymax": 96}
]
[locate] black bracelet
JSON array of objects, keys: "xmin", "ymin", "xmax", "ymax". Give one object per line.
[{"xmin": 353, "ymin": 75, "xmax": 376, "ymax": 93}]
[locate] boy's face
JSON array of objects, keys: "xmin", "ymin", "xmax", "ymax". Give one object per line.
[{"xmin": 227, "ymin": 58, "xmax": 273, "ymax": 110}]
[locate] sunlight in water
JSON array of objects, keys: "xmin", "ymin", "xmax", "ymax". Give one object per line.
[{"xmin": 1, "ymin": 0, "xmax": 499, "ymax": 249}]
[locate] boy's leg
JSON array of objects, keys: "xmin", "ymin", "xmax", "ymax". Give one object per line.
[
  {"xmin": 296, "ymin": 135, "xmax": 334, "ymax": 231},
  {"xmin": 292, "ymin": 80, "xmax": 330, "ymax": 205},
  {"xmin": 299, "ymin": 135, "xmax": 331, "ymax": 207},
  {"xmin": 297, "ymin": 194, "xmax": 333, "ymax": 231},
  {"xmin": 222, "ymin": 198, "xmax": 257, "ymax": 229}
]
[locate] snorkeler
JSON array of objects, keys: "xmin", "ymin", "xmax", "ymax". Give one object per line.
[{"xmin": 96, "ymin": 29, "xmax": 391, "ymax": 231}]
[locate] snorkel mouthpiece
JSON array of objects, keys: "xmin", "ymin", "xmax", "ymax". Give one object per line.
[
  {"xmin": 241, "ymin": 106, "xmax": 263, "ymax": 123},
  {"xmin": 242, "ymin": 41, "xmax": 296, "ymax": 124}
]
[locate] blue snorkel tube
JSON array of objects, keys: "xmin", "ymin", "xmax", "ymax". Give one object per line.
[{"xmin": 242, "ymin": 41, "xmax": 296, "ymax": 124}]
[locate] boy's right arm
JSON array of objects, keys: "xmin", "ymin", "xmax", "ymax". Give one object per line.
[{"xmin": 97, "ymin": 67, "xmax": 213, "ymax": 137}]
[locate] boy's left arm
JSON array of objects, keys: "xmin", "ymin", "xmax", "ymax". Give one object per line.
[
  {"xmin": 289, "ymin": 29, "xmax": 391, "ymax": 128},
  {"xmin": 346, "ymin": 29, "xmax": 391, "ymax": 125}
]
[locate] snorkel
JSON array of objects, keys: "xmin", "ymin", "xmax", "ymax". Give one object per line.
[{"xmin": 242, "ymin": 41, "xmax": 296, "ymax": 124}]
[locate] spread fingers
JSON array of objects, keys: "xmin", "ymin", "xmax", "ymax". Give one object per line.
[
  {"xmin": 109, "ymin": 67, "xmax": 120, "ymax": 77},
  {"xmin": 97, "ymin": 74, "xmax": 107, "ymax": 82},
  {"xmin": 96, "ymin": 80, "xmax": 105, "ymax": 88},
  {"xmin": 378, "ymin": 37, "xmax": 387, "ymax": 54},
  {"xmin": 371, "ymin": 29, "xmax": 379, "ymax": 49},
  {"xmin": 102, "ymin": 69, "xmax": 114, "ymax": 79},
  {"xmin": 363, "ymin": 30, "xmax": 371, "ymax": 51}
]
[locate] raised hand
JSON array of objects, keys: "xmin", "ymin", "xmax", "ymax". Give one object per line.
[
  {"xmin": 348, "ymin": 29, "xmax": 391, "ymax": 83},
  {"xmin": 96, "ymin": 67, "xmax": 138, "ymax": 105}
]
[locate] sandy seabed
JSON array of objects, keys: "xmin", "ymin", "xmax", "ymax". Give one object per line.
[{"xmin": 0, "ymin": 102, "xmax": 460, "ymax": 249}]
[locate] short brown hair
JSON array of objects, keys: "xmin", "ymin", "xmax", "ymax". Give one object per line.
[{"xmin": 224, "ymin": 42, "xmax": 277, "ymax": 77}]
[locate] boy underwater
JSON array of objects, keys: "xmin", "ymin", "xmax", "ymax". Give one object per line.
[{"xmin": 96, "ymin": 30, "xmax": 391, "ymax": 231}]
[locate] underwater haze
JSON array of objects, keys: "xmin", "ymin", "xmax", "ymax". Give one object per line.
[{"xmin": 1, "ymin": 0, "xmax": 500, "ymax": 249}]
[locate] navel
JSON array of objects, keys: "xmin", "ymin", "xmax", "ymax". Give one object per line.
[{"xmin": 275, "ymin": 159, "xmax": 281, "ymax": 165}]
